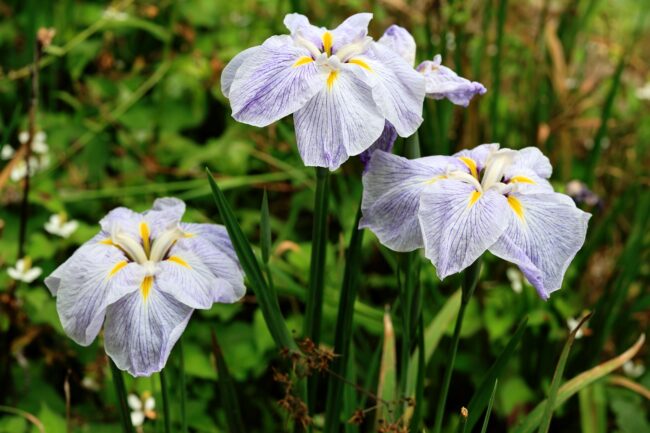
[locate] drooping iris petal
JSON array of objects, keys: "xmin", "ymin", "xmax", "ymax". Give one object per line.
[
  {"xmin": 418, "ymin": 180, "xmax": 509, "ymax": 279},
  {"xmin": 46, "ymin": 242, "xmax": 144, "ymax": 346},
  {"xmin": 179, "ymin": 224, "xmax": 245, "ymax": 303},
  {"xmin": 488, "ymin": 192, "xmax": 591, "ymax": 299},
  {"xmin": 378, "ymin": 25, "xmax": 416, "ymax": 67},
  {"xmin": 417, "ymin": 55, "xmax": 486, "ymax": 107},
  {"xmin": 221, "ymin": 46, "xmax": 261, "ymax": 98},
  {"xmin": 359, "ymin": 121, "xmax": 398, "ymax": 167},
  {"xmin": 228, "ymin": 35, "xmax": 324, "ymax": 127},
  {"xmin": 360, "ymin": 151, "xmax": 462, "ymax": 251},
  {"xmin": 143, "ymin": 197, "xmax": 186, "ymax": 237},
  {"xmin": 294, "ymin": 66, "xmax": 385, "ymax": 169},
  {"xmin": 363, "ymin": 42, "xmax": 425, "ymax": 137},
  {"xmin": 104, "ymin": 287, "xmax": 193, "ymax": 377},
  {"xmin": 331, "ymin": 13, "xmax": 373, "ymax": 50}
]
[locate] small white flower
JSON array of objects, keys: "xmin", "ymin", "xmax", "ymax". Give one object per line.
[
  {"xmin": 506, "ymin": 267, "xmax": 523, "ymax": 294},
  {"xmin": 18, "ymin": 131, "xmax": 30, "ymax": 144},
  {"xmin": 103, "ymin": 7, "xmax": 129, "ymax": 21},
  {"xmin": 1, "ymin": 144, "xmax": 14, "ymax": 160},
  {"xmin": 7, "ymin": 257, "xmax": 42, "ymax": 283},
  {"xmin": 10, "ymin": 157, "xmax": 39, "ymax": 182},
  {"xmin": 566, "ymin": 317, "xmax": 584, "ymax": 339},
  {"xmin": 45, "ymin": 214, "xmax": 79, "ymax": 238},
  {"xmin": 636, "ymin": 83, "xmax": 650, "ymax": 100},
  {"xmin": 622, "ymin": 360, "xmax": 645, "ymax": 378},
  {"xmin": 128, "ymin": 393, "xmax": 156, "ymax": 427}
]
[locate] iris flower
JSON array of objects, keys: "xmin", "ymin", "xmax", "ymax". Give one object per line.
[
  {"xmin": 360, "ymin": 144, "xmax": 590, "ymax": 299},
  {"xmin": 221, "ymin": 13, "xmax": 425, "ymax": 170},
  {"xmin": 45, "ymin": 198, "xmax": 245, "ymax": 376}
]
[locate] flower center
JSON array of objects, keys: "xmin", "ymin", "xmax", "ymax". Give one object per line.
[{"xmin": 109, "ymin": 224, "xmax": 186, "ymax": 266}]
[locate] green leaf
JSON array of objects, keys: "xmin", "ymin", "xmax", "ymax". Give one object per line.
[
  {"xmin": 479, "ymin": 380, "xmax": 498, "ymax": 433},
  {"xmin": 323, "ymin": 203, "xmax": 364, "ymax": 433},
  {"xmin": 512, "ymin": 334, "xmax": 645, "ymax": 433},
  {"xmin": 376, "ymin": 308, "xmax": 397, "ymax": 428},
  {"xmin": 206, "ymin": 169, "xmax": 295, "ymax": 350},
  {"xmin": 466, "ymin": 317, "xmax": 528, "ymax": 431},
  {"xmin": 537, "ymin": 313, "xmax": 591, "ymax": 433},
  {"xmin": 211, "ymin": 330, "xmax": 245, "ymax": 433}
]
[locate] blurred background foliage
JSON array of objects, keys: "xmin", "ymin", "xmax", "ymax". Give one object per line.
[{"xmin": 0, "ymin": 0, "xmax": 648, "ymax": 432}]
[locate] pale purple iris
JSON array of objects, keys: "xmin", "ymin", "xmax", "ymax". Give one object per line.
[
  {"xmin": 359, "ymin": 25, "xmax": 487, "ymax": 164},
  {"xmin": 360, "ymin": 144, "xmax": 591, "ymax": 299},
  {"xmin": 45, "ymin": 198, "xmax": 245, "ymax": 377},
  {"xmin": 221, "ymin": 13, "xmax": 425, "ymax": 170}
]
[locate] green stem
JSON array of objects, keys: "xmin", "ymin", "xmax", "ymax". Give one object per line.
[
  {"xmin": 179, "ymin": 340, "xmax": 188, "ymax": 433},
  {"xmin": 304, "ymin": 167, "xmax": 330, "ymax": 343},
  {"xmin": 304, "ymin": 166, "xmax": 330, "ymax": 414},
  {"xmin": 432, "ymin": 259, "xmax": 482, "ymax": 433},
  {"xmin": 109, "ymin": 360, "xmax": 134, "ymax": 433},
  {"xmin": 160, "ymin": 369, "xmax": 172, "ymax": 433}
]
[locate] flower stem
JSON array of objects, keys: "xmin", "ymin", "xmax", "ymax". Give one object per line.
[
  {"xmin": 179, "ymin": 339, "xmax": 188, "ymax": 433},
  {"xmin": 304, "ymin": 167, "xmax": 330, "ymax": 413},
  {"xmin": 304, "ymin": 166, "xmax": 330, "ymax": 344},
  {"xmin": 432, "ymin": 259, "xmax": 482, "ymax": 433},
  {"xmin": 109, "ymin": 359, "xmax": 134, "ymax": 433},
  {"xmin": 160, "ymin": 368, "xmax": 172, "ymax": 433}
]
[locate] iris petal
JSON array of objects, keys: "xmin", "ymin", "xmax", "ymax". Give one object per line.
[
  {"xmin": 104, "ymin": 287, "xmax": 193, "ymax": 377},
  {"xmin": 46, "ymin": 241, "xmax": 144, "ymax": 346},
  {"xmin": 418, "ymin": 180, "xmax": 509, "ymax": 279},
  {"xmin": 488, "ymin": 192, "xmax": 590, "ymax": 299},
  {"xmin": 229, "ymin": 35, "xmax": 324, "ymax": 127},
  {"xmin": 294, "ymin": 67, "xmax": 384, "ymax": 170},
  {"xmin": 360, "ymin": 151, "xmax": 461, "ymax": 251}
]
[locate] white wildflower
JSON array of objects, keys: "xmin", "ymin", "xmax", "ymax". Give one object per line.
[
  {"xmin": 128, "ymin": 393, "xmax": 156, "ymax": 427},
  {"xmin": 566, "ymin": 317, "xmax": 584, "ymax": 339},
  {"xmin": 622, "ymin": 360, "xmax": 645, "ymax": 378},
  {"xmin": 7, "ymin": 257, "xmax": 42, "ymax": 283},
  {"xmin": 44, "ymin": 214, "xmax": 79, "ymax": 238},
  {"xmin": 506, "ymin": 267, "xmax": 523, "ymax": 294}
]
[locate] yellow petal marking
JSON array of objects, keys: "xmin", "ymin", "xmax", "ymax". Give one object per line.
[
  {"xmin": 458, "ymin": 156, "xmax": 478, "ymax": 179},
  {"xmin": 140, "ymin": 222, "xmax": 151, "ymax": 256},
  {"xmin": 141, "ymin": 276, "xmax": 153, "ymax": 300},
  {"xmin": 292, "ymin": 56, "xmax": 314, "ymax": 67},
  {"xmin": 468, "ymin": 190, "xmax": 482, "ymax": 208},
  {"xmin": 348, "ymin": 58, "xmax": 372, "ymax": 71},
  {"xmin": 322, "ymin": 31, "xmax": 333, "ymax": 55},
  {"xmin": 508, "ymin": 195, "xmax": 525, "ymax": 220},
  {"xmin": 509, "ymin": 175, "xmax": 535, "ymax": 184},
  {"xmin": 100, "ymin": 238, "xmax": 114, "ymax": 245},
  {"xmin": 327, "ymin": 70, "xmax": 339, "ymax": 90},
  {"xmin": 183, "ymin": 232, "xmax": 195, "ymax": 238},
  {"xmin": 167, "ymin": 255, "xmax": 191, "ymax": 269},
  {"xmin": 109, "ymin": 260, "xmax": 128, "ymax": 277},
  {"xmin": 425, "ymin": 174, "xmax": 448, "ymax": 185}
]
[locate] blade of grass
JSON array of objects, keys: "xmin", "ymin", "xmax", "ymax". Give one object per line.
[
  {"xmin": 211, "ymin": 329, "xmax": 245, "ymax": 433},
  {"xmin": 489, "ymin": 0, "xmax": 508, "ymax": 141},
  {"xmin": 432, "ymin": 259, "xmax": 481, "ymax": 433},
  {"xmin": 323, "ymin": 202, "xmax": 365, "ymax": 433},
  {"xmin": 109, "ymin": 359, "xmax": 135, "ymax": 433},
  {"xmin": 408, "ymin": 317, "xmax": 426, "ymax": 432},
  {"xmin": 160, "ymin": 369, "xmax": 171, "ymax": 433},
  {"xmin": 376, "ymin": 307, "xmax": 397, "ymax": 429},
  {"xmin": 466, "ymin": 317, "xmax": 528, "ymax": 431},
  {"xmin": 537, "ymin": 313, "xmax": 592, "ymax": 433},
  {"xmin": 304, "ymin": 166, "xmax": 330, "ymax": 345},
  {"xmin": 578, "ymin": 383, "xmax": 606, "ymax": 433},
  {"xmin": 206, "ymin": 169, "xmax": 295, "ymax": 350},
  {"xmin": 305, "ymin": 166, "xmax": 330, "ymax": 415},
  {"xmin": 479, "ymin": 380, "xmax": 499, "ymax": 433},
  {"xmin": 260, "ymin": 190, "xmax": 275, "ymax": 290},
  {"xmin": 178, "ymin": 339, "xmax": 188, "ymax": 433},
  {"xmin": 513, "ymin": 334, "xmax": 645, "ymax": 433}
]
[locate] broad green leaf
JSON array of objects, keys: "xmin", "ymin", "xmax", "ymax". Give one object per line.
[{"xmin": 211, "ymin": 330, "xmax": 245, "ymax": 433}]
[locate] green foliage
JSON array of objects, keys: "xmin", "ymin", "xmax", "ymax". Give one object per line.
[{"xmin": 0, "ymin": 1, "xmax": 648, "ymax": 432}]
